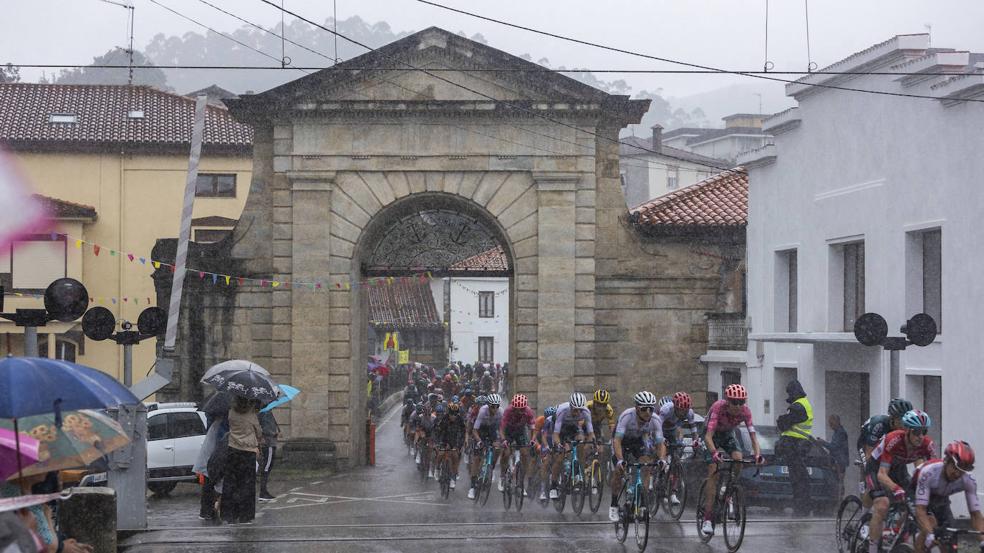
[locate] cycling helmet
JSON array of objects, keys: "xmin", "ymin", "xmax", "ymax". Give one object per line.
[
  {"xmin": 476, "ymin": 395, "xmax": 488, "ymax": 406},
  {"xmin": 544, "ymin": 406, "xmax": 557, "ymax": 418},
  {"xmin": 724, "ymin": 384, "xmax": 748, "ymax": 401},
  {"xmin": 511, "ymin": 394, "xmax": 528, "ymax": 409},
  {"xmin": 569, "ymin": 392, "xmax": 587, "ymax": 408},
  {"xmin": 451, "ymin": 395, "xmax": 460, "ymax": 404},
  {"xmin": 435, "ymin": 403, "xmax": 447, "ymax": 414},
  {"xmin": 593, "ymin": 389, "xmax": 611, "ymax": 404},
  {"xmin": 887, "ymin": 398, "xmax": 914, "ymax": 418},
  {"xmin": 944, "ymin": 440, "xmax": 975, "ymax": 472},
  {"xmin": 448, "ymin": 402, "xmax": 461, "ymax": 413},
  {"xmin": 672, "ymin": 391, "xmax": 693, "ymax": 411},
  {"xmin": 658, "ymin": 396, "xmax": 673, "ymax": 409},
  {"xmin": 486, "ymin": 394, "xmax": 503, "ymax": 406},
  {"xmin": 484, "ymin": 371, "xmax": 491, "ymax": 377},
  {"xmin": 463, "ymin": 388, "xmax": 473, "ymax": 396},
  {"xmin": 901, "ymin": 409, "xmax": 931, "ymax": 430},
  {"xmin": 633, "ymin": 390, "xmax": 658, "ymax": 406}
]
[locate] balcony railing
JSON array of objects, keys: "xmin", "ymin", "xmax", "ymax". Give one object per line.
[{"xmin": 706, "ymin": 312, "xmax": 748, "ymax": 351}]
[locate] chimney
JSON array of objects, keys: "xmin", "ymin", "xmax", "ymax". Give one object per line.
[{"xmin": 651, "ymin": 124, "xmax": 663, "ymax": 153}]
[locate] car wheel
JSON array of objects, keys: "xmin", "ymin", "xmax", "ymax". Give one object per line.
[{"xmin": 148, "ymin": 481, "xmax": 177, "ymax": 496}]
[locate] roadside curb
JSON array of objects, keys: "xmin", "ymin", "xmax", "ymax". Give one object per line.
[{"xmin": 375, "ymin": 391, "xmax": 404, "ymax": 421}]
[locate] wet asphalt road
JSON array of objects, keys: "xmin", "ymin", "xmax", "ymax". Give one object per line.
[{"xmin": 121, "ymin": 405, "xmax": 840, "ymax": 552}]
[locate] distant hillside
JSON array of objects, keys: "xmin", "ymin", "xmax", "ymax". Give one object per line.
[{"xmin": 669, "ymin": 81, "xmax": 796, "ymax": 125}]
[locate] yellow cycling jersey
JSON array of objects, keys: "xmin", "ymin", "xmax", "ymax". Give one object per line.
[{"xmin": 586, "ymin": 400, "xmax": 615, "ymax": 428}]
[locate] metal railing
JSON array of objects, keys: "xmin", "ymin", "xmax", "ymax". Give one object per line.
[{"xmin": 706, "ymin": 312, "xmax": 748, "ymax": 350}]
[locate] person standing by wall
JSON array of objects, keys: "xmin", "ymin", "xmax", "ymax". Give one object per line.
[
  {"xmin": 775, "ymin": 379, "xmax": 814, "ymax": 516},
  {"xmin": 223, "ymin": 396, "xmax": 263, "ymax": 525},
  {"xmin": 817, "ymin": 414, "xmax": 850, "ymax": 498},
  {"xmin": 257, "ymin": 410, "xmax": 280, "ymax": 501}
]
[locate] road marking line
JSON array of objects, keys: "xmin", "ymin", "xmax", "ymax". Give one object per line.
[
  {"xmin": 310, "ymin": 480, "xmax": 323, "ymax": 485},
  {"xmin": 376, "ymin": 403, "xmax": 402, "ymax": 430}
]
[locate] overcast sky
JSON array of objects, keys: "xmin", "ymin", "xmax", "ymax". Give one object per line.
[{"xmin": 4, "ymin": 0, "xmax": 984, "ymax": 100}]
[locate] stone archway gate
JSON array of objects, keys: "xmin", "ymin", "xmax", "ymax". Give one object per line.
[{"xmin": 211, "ymin": 28, "xmax": 648, "ymax": 466}]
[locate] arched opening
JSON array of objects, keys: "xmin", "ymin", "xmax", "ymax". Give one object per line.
[{"xmin": 352, "ymin": 192, "xmax": 515, "ymax": 419}]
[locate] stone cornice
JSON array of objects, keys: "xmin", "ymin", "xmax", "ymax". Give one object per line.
[
  {"xmin": 533, "ymin": 171, "xmax": 581, "ymax": 191},
  {"xmin": 287, "ymin": 171, "xmax": 336, "ymax": 191}
]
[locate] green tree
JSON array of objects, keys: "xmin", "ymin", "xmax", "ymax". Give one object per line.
[
  {"xmin": 54, "ymin": 49, "xmax": 169, "ymax": 90},
  {"xmin": 0, "ymin": 63, "xmax": 20, "ymax": 83}
]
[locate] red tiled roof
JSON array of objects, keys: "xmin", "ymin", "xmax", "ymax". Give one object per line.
[
  {"xmin": 368, "ymin": 279, "xmax": 441, "ymax": 330},
  {"xmin": 33, "ymin": 194, "xmax": 97, "ymax": 220},
  {"xmin": 0, "ymin": 84, "xmax": 252, "ymax": 153},
  {"xmin": 630, "ymin": 168, "xmax": 747, "ymax": 229},
  {"xmin": 450, "ymin": 246, "xmax": 509, "ymax": 271}
]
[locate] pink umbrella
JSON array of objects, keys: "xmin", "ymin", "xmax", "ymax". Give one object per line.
[{"xmin": 0, "ymin": 428, "xmax": 41, "ymax": 481}]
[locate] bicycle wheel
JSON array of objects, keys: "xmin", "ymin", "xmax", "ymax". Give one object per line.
[
  {"xmin": 554, "ymin": 474, "xmax": 568, "ymax": 513},
  {"xmin": 571, "ymin": 469, "xmax": 586, "ymax": 515},
  {"xmin": 588, "ymin": 460, "xmax": 604, "ymax": 514},
  {"xmin": 419, "ymin": 444, "xmax": 431, "ymax": 482},
  {"xmin": 633, "ymin": 491, "xmax": 651, "ymax": 552},
  {"xmin": 514, "ymin": 460, "xmax": 526, "ymax": 512},
  {"xmin": 722, "ymin": 485, "xmax": 747, "ymax": 553},
  {"xmin": 883, "ymin": 501, "xmax": 912, "ymax": 551},
  {"xmin": 850, "ymin": 513, "xmax": 872, "ymax": 553},
  {"xmin": 439, "ymin": 458, "xmax": 451, "ymax": 499},
  {"xmin": 835, "ymin": 495, "xmax": 864, "ymax": 553},
  {"xmin": 614, "ymin": 500, "xmax": 629, "ymax": 543},
  {"xmin": 480, "ymin": 472, "xmax": 493, "ymax": 506},
  {"xmin": 695, "ymin": 480, "xmax": 714, "ymax": 544},
  {"xmin": 502, "ymin": 467, "xmax": 513, "ymax": 511},
  {"xmin": 667, "ymin": 462, "xmax": 687, "ymax": 521},
  {"xmin": 648, "ymin": 470, "xmax": 661, "ymax": 516}
]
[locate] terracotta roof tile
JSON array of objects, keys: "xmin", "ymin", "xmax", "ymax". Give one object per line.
[
  {"xmin": 630, "ymin": 168, "xmax": 747, "ymax": 228},
  {"xmin": 32, "ymin": 194, "xmax": 97, "ymax": 220},
  {"xmin": 0, "ymin": 83, "xmax": 252, "ymax": 152},
  {"xmin": 368, "ymin": 279, "xmax": 441, "ymax": 330},
  {"xmin": 449, "ymin": 246, "xmax": 509, "ymax": 271}
]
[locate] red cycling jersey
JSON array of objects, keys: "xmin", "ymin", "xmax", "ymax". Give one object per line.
[{"xmin": 872, "ymin": 429, "xmax": 936, "ymax": 469}]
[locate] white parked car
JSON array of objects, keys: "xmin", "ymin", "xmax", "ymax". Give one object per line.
[{"xmin": 82, "ymin": 402, "xmax": 208, "ymax": 495}]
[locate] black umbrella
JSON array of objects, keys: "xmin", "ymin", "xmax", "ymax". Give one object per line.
[{"xmin": 202, "ymin": 370, "xmax": 278, "ymax": 403}]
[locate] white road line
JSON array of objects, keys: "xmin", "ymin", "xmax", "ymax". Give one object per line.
[
  {"xmin": 310, "ymin": 480, "xmax": 323, "ymax": 485},
  {"xmin": 376, "ymin": 403, "xmax": 402, "ymax": 430}
]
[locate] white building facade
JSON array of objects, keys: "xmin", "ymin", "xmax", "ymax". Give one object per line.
[
  {"xmin": 737, "ymin": 34, "xmax": 984, "ymax": 500},
  {"xmin": 447, "ymin": 277, "xmax": 510, "ymax": 366}
]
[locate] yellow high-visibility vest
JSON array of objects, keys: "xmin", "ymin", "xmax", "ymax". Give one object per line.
[{"xmin": 781, "ymin": 397, "xmax": 813, "ymax": 440}]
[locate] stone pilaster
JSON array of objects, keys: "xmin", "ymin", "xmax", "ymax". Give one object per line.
[{"xmin": 534, "ymin": 172, "xmax": 579, "ymax": 407}]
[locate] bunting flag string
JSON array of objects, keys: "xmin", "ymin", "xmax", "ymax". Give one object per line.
[{"xmin": 51, "ymin": 232, "xmax": 436, "ymax": 294}]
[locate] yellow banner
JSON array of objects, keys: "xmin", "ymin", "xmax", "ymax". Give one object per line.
[{"xmin": 398, "ymin": 350, "xmax": 409, "ymax": 364}]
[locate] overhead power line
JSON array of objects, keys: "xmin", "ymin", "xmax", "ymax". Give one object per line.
[
  {"xmin": 414, "ymin": 0, "xmax": 984, "ymax": 104},
  {"xmin": 254, "ymin": 0, "xmax": 734, "ymax": 171}
]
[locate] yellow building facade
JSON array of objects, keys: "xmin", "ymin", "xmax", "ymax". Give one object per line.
[{"xmin": 0, "ymin": 84, "xmax": 252, "ymax": 389}]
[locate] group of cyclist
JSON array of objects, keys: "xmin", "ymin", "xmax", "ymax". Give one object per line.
[{"xmin": 851, "ymin": 397, "xmax": 984, "ymax": 552}]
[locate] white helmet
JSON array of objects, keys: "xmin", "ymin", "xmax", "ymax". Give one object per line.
[
  {"xmin": 486, "ymin": 393, "xmax": 502, "ymax": 406},
  {"xmin": 634, "ymin": 391, "xmax": 658, "ymax": 406},
  {"xmin": 569, "ymin": 392, "xmax": 587, "ymax": 408}
]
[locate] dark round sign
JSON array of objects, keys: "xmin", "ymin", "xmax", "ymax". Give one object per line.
[
  {"xmin": 903, "ymin": 313, "xmax": 938, "ymax": 347},
  {"xmin": 44, "ymin": 278, "xmax": 90, "ymax": 322},
  {"xmin": 82, "ymin": 307, "xmax": 116, "ymax": 341},
  {"xmin": 854, "ymin": 312, "xmax": 888, "ymax": 347},
  {"xmin": 137, "ymin": 307, "xmax": 167, "ymax": 337}
]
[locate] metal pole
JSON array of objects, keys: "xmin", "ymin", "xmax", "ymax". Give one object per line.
[
  {"xmin": 889, "ymin": 349, "xmax": 900, "ymax": 399},
  {"xmin": 123, "ymin": 343, "xmax": 132, "ymax": 387},
  {"xmin": 23, "ymin": 326, "xmax": 37, "ymax": 357}
]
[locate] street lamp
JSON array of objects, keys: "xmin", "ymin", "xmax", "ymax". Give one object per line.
[
  {"xmin": 0, "ymin": 278, "xmax": 89, "ymax": 357},
  {"xmin": 854, "ymin": 312, "xmax": 938, "ymax": 398}
]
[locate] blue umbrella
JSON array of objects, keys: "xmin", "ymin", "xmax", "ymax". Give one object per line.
[
  {"xmin": 259, "ymin": 385, "xmax": 300, "ymax": 413},
  {"xmin": 0, "ymin": 357, "xmax": 139, "ymax": 418}
]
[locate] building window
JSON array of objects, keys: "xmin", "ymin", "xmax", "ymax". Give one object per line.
[
  {"xmin": 5, "ymin": 235, "xmax": 67, "ymax": 291},
  {"xmin": 194, "ymin": 174, "xmax": 237, "ymax": 198},
  {"xmin": 922, "ymin": 230, "xmax": 942, "ymax": 333},
  {"xmin": 774, "ymin": 249, "xmax": 797, "ymax": 332},
  {"xmin": 478, "ymin": 291, "xmax": 495, "ymax": 318},
  {"xmin": 194, "ymin": 228, "xmax": 232, "ymax": 243},
  {"xmin": 667, "ymin": 166, "xmax": 679, "ymax": 190},
  {"xmin": 843, "ymin": 242, "xmax": 865, "ymax": 332},
  {"xmin": 478, "ymin": 337, "xmax": 494, "ymax": 363},
  {"xmin": 35, "ymin": 336, "xmax": 77, "ymax": 362}
]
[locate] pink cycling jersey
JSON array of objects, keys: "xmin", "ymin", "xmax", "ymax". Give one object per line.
[
  {"xmin": 913, "ymin": 459, "xmax": 980, "ymax": 512},
  {"xmin": 500, "ymin": 405, "xmax": 535, "ymax": 433},
  {"xmin": 705, "ymin": 400, "xmax": 755, "ymax": 434}
]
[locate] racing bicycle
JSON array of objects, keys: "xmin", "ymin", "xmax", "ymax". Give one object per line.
[{"xmin": 696, "ymin": 458, "xmax": 759, "ymax": 552}]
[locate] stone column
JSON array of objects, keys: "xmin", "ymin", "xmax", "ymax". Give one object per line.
[
  {"xmin": 534, "ymin": 172, "xmax": 579, "ymax": 407},
  {"xmin": 286, "ymin": 172, "xmax": 335, "ymax": 450}
]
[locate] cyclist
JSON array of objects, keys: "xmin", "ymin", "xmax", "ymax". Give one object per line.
[
  {"xmin": 658, "ymin": 391, "xmax": 701, "ymax": 506},
  {"xmin": 700, "ymin": 384, "xmax": 764, "ymax": 537},
  {"xmin": 859, "ymin": 398, "xmax": 914, "ymax": 459},
  {"xmin": 433, "ymin": 401, "xmax": 467, "ymax": 490},
  {"xmin": 498, "ymin": 394, "xmax": 536, "ymax": 492},
  {"xmin": 865, "ymin": 409, "xmax": 935, "ymax": 553},
  {"xmin": 465, "ymin": 395, "xmax": 487, "ymax": 459},
  {"xmin": 479, "ymin": 371, "xmax": 494, "ymax": 394},
  {"xmin": 609, "ymin": 390, "xmax": 667, "ymax": 522},
  {"xmin": 468, "ymin": 393, "xmax": 503, "ymax": 499},
  {"xmin": 550, "ymin": 392, "xmax": 597, "ymax": 499},
  {"xmin": 425, "ymin": 403, "xmax": 448, "ymax": 478},
  {"xmin": 460, "ymin": 388, "xmax": 474, "ymax": 412},
  {"xmin": 910, "ymin": 440, "xmax": 984, "ymax": 553},
  {"xmin": 535, "ymin": 406, "xmax": 558, "ymax": 500},
  {"xmin": 587, "ymin": 389, "xmax": 617, "ymax": 442}
]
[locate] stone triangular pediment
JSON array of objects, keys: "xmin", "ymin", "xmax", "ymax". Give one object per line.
[{"xmin": 236, "ymin": 27, "xmax": 617, "ymax": 107}]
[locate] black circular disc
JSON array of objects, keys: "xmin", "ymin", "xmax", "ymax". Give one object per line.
[
  {"xmin": 137, "ymin": 307, "xmax": 167, "ymax": 337},
  {"xmin": 44, "ymin": 278, "xmax": 90, "ymax": 322},
  {"xmin": 904, "ymin": 313, "xmax": 938, "ymax": 347},
  {"xmin": 854, "ymin": 312, "xmax": 888, "ymax": 347},
  {"xmin": 82, "ymin": 307, "xmax": 116, "ymax": 341}
]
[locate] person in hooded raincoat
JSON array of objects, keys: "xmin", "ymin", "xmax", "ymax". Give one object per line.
[{"xmin": 775, "ymin": 379, "xmax": 814, "ymax": 515}]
